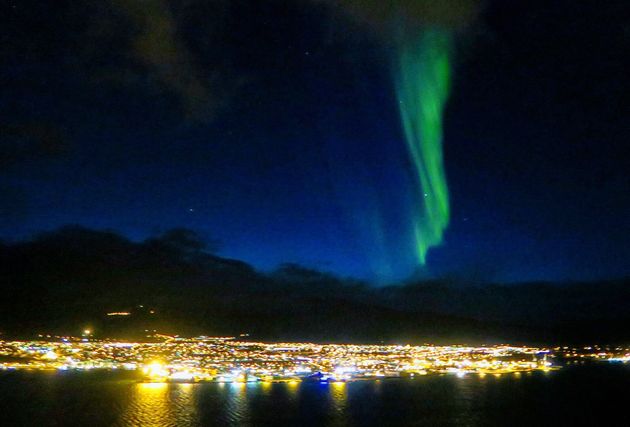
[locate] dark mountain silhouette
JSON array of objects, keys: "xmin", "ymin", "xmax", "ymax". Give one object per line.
[{"xmin": 1, "ymin": 226, "xmax": 628, "ymax": 344}]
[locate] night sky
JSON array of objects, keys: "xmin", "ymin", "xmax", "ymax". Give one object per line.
[{"xmin": 1, "ymin": 0, "xmax": 628, "ymax": 283}]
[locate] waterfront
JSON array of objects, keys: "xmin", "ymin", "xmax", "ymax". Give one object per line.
[
  {"xmin": 0, "ymin": 337, "xmax": 572, "ymax": 382},
  {"xmin": 1, "ymin": 363, "xmax": 629, "ymax": 426}
]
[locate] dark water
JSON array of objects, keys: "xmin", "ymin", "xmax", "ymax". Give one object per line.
[{"xmin": 1, "ymin": 364, "xmax": 629, "ymax": 426}]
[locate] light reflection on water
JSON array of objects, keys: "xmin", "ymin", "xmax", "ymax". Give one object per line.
[
  {"xmin": 113, "ymin": 378, "xmax": 495, "ymax": 427},
  {"xmin": 2, "ymin": 366, "xmax": 627, "ymax": 427},
  {"xmin": 224, "ymin": 382, "xmax": 249, "ymax": 425},
  {"xmin": 118, "ymin": 382, "xmax": 199, "ymax": 427},
  {"xmin": 328, "ymin": 381, "xmax": 349, "ymax": 426},
  {"xmin": 115, "ymin": 380, "xmax": 351, "ymax": 427}
]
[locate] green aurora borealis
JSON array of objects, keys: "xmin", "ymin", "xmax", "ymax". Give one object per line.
[{"xmin": 394, "ymin": 29, "xmax": 452, "ymax": 265}]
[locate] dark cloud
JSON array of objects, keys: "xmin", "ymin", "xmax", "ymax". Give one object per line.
[
  {"xmin": 75, "ymin": 0, "xmax": 232, "ymax": 121},
  {"xmin": 0, "ymin": 0, "xmax": 234, "ymax": 122},
  {"xmin": 316, "ymin": 0, "xmax": 480, "ymax": 38},
  {"xmin": 103, "ymin": 0, "xmax": 221, "ymax": 120}
]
